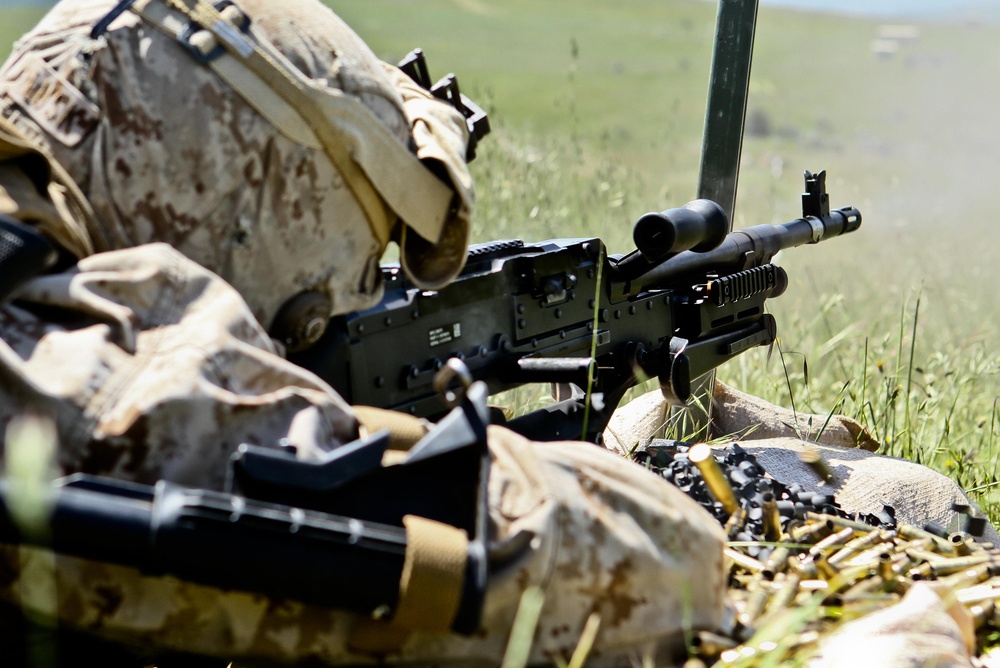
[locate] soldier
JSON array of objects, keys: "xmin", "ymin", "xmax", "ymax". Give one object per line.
[
  {"xmin": 0, "ymin": 0, "xmax": 723, "ymax": 665},
  {"xmin": 0, "ymin": 1, "xmax": 991, "ymax": 667}
]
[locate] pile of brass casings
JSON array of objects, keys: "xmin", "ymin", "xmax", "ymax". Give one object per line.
[
  {"xmin": 704, "ymin": 510, "xmax": 1000, "ymax": 665},
  {"xmin": 641, "ymin": 440, "xmax": 999, "ymax": 664}
]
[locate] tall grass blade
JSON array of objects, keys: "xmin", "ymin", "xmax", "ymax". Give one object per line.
[{"xmin": 501, "ymin": 586, "xmax": 546, "ymax": 668}]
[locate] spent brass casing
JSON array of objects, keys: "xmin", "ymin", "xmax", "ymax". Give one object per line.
[
  {"xmin": 724, "ymin": 507, "xmax": 749, "ymax": 540},
  {"xmin": 948, "ymin": 531, "xmax": 974, "ymax": 557},
  {"xmin": 938, "ymin": 562, "xmax": 992, "ymax": 588},
  {"xmin": 808, "ymin": 527, "xmax": 856, "ymax": 559},
  {"xmin": 762, "ymin": 546, "xmax": 791, "ymax": 580},
  {"xmin": 957, "ymin": 583, "xmax": 1000, "ymax": 605},
  {"xmin": 691, "ymin": 630, "xmax": 738, "ymax": 658},
  {"xmin": 898, "ymin": 524, "xmax": 957, "ymax": 555},
  {"xmin": 688, "ymin": 443, "xmax": 738, "ymax": 514},
  {"xmin": 904, "ymin": 547, "xmax": 948, "ymax": 565},
  {"xmin": 828, "ymin": 528, "xmax": 890, "ymax": 567},
  {"xmin": 798, "ymin": 447, "xmax": 836, "ymax": 483},
  {"xmin": 805, "ymin": 512, "xmax": 874, "ymax": 534},
  {"xmin": 842, "ymin": 574, "xmax": 887, "ymax": 600},
  {"xmin": 726, "ymin": 548, "xmax": 765, "ymax": 574},
  {"xmin": 766, "ymin": 571, "xmax": 801, "ymax": 613},
  {"xmin": 790, "ymin": 518, "xmax": 835, "ymax": 543},
  {"xmin": 925, "ymin": 555, "xmax": 995, "ymax": 579},
  {"xmin": 877, "ymin": 552, "xmax": 895, "ymax": 582},
  {"xmin": 969, "ymin": 599, "xmax": 995, "ymax": 629},
  {"xmin": 738, "ymin": 585, "xmax": 771, "ymax": 630},
  {"xmin": 761, "ymin": 493, "xmax": 782, "ymax": 543}
]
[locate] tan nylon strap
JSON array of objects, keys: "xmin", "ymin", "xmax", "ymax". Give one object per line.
[
  {"xmin": 352, "ymin": 406, "xmax": 428, "ymax": 451},
  {"xmin": 394, "ymin": 514, "xmax": 468, "ymax": 630},
  {"xmin": 347, "ymin": 515, "xmax": 469, "ymax": 654},
  {"xmin": 136, "ymin": 0, "xmax": 455, "ymax": 248}
]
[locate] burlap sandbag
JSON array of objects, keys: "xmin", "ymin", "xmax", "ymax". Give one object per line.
[
  {"xmin": 808, "ymin": 583, "xmax": 975, "ymax": 668},
  {"xmin": 604, "ymin": 381, "xmax": 1000, "ymax": 544},
  {"xmin": 604, "ymin": 380, "xmax": 877, "ymax": 454},
  {"xmin": 737, "ymin": 437, "xmax": 1000, "ymax": 545},
  {"xmin": 712, "ymin": 379, "xmax": 879, "ymax": 451}
]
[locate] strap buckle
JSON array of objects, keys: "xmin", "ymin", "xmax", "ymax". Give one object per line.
[
  {"xmin": 177, "ymin": 0, "xmax": 252, "ymax": 64},
  {"xmin": 91, "ymin": 0, "xmax": 139, "ymax": 39}
]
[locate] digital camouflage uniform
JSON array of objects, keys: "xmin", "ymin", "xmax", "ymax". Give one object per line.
[{"xmin": 0, "ymin": 1, "xmax": 724, "ymax": 665}]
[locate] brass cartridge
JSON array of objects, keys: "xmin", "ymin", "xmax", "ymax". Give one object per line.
[
  {"xmin": 798, "ymin": 446, "xmax": 836, "ymax": 484},
  {"xmin": 688, "ymin": 443, "xmax": 738, "ymax": 514},
  {"xmin": 761, "ymin": 493, "xmax": 782, "ymax": 543}
]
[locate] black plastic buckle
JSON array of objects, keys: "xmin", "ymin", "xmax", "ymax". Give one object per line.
[{"xmin": 177, "ymin": 0, "xmax": 252, "ymax": 64}]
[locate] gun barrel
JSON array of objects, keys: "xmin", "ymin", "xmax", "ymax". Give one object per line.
[
  {"xmin": 0, "ymin": 476, "xmax": 408, "ymax": 615},
  {"xmin": 635, "ymin": 205, "xmax": 861, "ymax": 291}
]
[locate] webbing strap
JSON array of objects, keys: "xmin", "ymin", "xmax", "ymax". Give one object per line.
[
  {"xmin": 395, "ymin": 514, "xmax": 468, "ymax": 630},
  {"xmin": 347, "ymin": 515, "xmax": 469, "ymax": 653},
  {"xmin": 131, "ymin": 0, "xmax": 456, "ymax": 248},
  {"xmin": 352, "ymin": 405, "xmax": 428, "ymax": 452}
]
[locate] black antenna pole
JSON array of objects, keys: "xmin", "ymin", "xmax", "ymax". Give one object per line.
[
  {"xmin": 684, "ymin": 0, "xmax": 759, "ymax": 435},
  {"xmin": 697, "ymin": 0, "xmax": 759, "ymax": 226}
]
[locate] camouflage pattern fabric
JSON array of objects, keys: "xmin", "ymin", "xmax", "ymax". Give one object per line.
[
  {"xmin": 0, "ymin": 420, "xmax": 725, "ymax": 666},
  {"xmin": 0, "ymin": 0, "xmax": 473, "ymax": 325},
  {"xmin": 0, "ymin": 1, "xmax": 728, "ymax": 664}
]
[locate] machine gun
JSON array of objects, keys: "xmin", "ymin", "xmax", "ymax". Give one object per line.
[{"xmin": 291, "ymin": 169, "xmax": 861, "ymax": 444}]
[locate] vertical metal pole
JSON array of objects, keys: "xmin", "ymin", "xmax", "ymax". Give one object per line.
[
  {"xmin": 681, "ymin": 0, "xmax": 759, "ymax": 439},
  {"xmin": 698, "ymin": 0, "xmax": 759, "ymax": 223}
]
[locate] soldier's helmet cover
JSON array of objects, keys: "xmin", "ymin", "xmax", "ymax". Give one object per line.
[{"xmin": 1, "ymin": 0, "xmax": 473, "ymax": 329}]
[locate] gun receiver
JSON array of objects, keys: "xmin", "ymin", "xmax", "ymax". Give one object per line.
[{"xmin": 291, "ymin": 170, "xmax": 861, "ymax": 443}]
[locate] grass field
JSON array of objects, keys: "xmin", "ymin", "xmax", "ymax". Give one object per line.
[{"xmin": 2, "ymin": 3, "xmax": 999, "ymax": 517}]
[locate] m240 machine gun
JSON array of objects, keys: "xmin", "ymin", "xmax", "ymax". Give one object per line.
[{"xmin": 291, "ymin": 170, "xmax": 861, "ymax": 444}]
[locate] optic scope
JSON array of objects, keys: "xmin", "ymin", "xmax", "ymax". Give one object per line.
[
  {"xmin": 633, "ymin": 199, "xmax": 730, "ymax": 261},
  {"xmin": 613, "ymin": 199, "xmax": 730, "ymax": 279}
]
